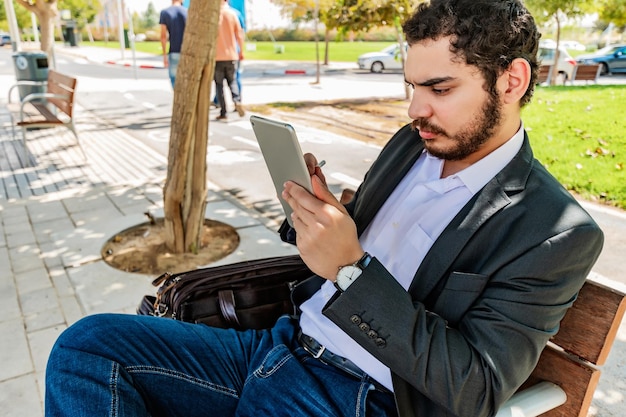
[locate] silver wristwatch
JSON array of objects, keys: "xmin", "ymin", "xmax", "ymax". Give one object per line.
[{"xmin": 334, "ymin": 252, "xmax": 372, "ymax": 292}]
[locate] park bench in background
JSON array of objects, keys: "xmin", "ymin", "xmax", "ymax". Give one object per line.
[
  {"xmin": 7, "ymin": 69, "xmax": 83, "ymax": 163},
  {"xmin": 339, "ymin": 188, "xmax": 625, "ymax": 417},
  {"xmin": 569, "ymin": 64, "xmax": 602, "ymax": 85},
  {"xmin": 537, "ymin": 65, "xmax": 553, "ymax": 85}
]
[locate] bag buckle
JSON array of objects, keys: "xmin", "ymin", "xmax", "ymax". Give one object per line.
[{"xmin": 154, "ymin": 303, "xmax": 168, "ymax": 317}]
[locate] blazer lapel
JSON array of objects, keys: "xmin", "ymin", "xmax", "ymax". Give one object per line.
[{"xmin": 408, "ymin": 134, "xmax": 534, "ymax": 299}]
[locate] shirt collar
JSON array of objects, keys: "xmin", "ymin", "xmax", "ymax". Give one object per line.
[{"xmin": 425, "ymin": 123, "xmax": 525, "ymax": 195}]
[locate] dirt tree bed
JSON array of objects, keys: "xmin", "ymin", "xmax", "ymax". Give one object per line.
[{"xmin": 102, "ymin": 218, "xmax": 240, "ymax": 276}]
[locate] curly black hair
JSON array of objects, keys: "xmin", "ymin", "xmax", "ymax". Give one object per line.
[{"xmin": 403, "ymin": 0, "xmax": 540, "ymax": 106}]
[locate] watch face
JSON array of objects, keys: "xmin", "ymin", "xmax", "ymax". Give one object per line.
[{"xmin": 336, "ymin": 265, "xmax": 362, "ymax": 290}]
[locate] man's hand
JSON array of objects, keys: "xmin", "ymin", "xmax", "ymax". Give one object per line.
[
  {"xmin": 163, "ymin": 55, "xmax": 169, "ymax": 68},
  {"xmin": 282, "ymin": 156, "xmax": 363, "ymax": 281}
]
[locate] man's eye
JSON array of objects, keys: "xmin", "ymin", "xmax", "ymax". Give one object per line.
[{"xmin": 433, "ymin": 88, "xmax": 449, "ymax": 95}]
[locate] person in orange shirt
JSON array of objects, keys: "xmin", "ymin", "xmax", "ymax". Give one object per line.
[{"xmin": 215, "ymin": 0, "xmax": 245, "ymax": 120}]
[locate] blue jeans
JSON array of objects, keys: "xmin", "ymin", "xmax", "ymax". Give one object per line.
[
  {"xmin": 168, "ymin": 52, "xmax": 181, "ymax": 88},
  {"xmin": 45, "ymin": 314, "xmax": 397, "ymax": 416}
]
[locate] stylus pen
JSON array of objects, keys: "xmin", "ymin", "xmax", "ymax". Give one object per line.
[{"xmin": 317, "ymin": 160, "xmax": 326, "ymax": 168}]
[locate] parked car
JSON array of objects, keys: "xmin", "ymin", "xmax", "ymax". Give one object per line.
[
  {"xmin": 538, "ymin": 45, "xmax": 577, "ymax": 81},
  {"xmin": 357, "ymin": 43, "xmax": 407, "ymax": 73},
  {"xmin": 0, "ymin": 33, "xmax": 11, "ymax": 46},
  {"xmin": 575, "ymin": 44, "xmax": 626, "ymax": 75}
]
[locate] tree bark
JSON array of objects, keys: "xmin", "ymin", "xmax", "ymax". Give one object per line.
[
  {"xmin": 163, "ymin": 1, "xmax": 220, "ymax": 253},
  {"xmin": 15, "ymin": 0, "xmax": 58, "ymax": 57}
]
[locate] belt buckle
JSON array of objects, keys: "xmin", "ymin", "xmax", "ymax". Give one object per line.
[{"xmin": 302, "ymin": 337, "xmax": 326, "ymax": 359}]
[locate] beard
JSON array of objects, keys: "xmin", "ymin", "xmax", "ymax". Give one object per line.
[{"xmin": 411, "ymin": 92, "xmax": 502, "ymax": 161}]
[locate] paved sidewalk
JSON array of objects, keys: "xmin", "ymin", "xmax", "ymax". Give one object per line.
[
  {"xmin": 1, "ymin": 45, "xmax": 624, "ymax": 416},
  {"xmin": 0, "ymin": 101, "xmax": 297, "ymax": 415}
]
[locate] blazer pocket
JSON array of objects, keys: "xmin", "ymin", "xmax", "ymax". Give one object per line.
[{"xmin": 431, "ymin": 272, "xmax": 489, "ymax": 326}]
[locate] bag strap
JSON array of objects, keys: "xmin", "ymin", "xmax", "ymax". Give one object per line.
[{"xmin": 218, "ymin": 289, "xmax": 240, "ymax": 327}]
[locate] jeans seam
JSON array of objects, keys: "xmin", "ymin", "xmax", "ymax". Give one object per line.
[
  {"xmin": 355, "ymin": 381, "xmax": 371, "ymax": 417},
  {"xmin": 109, "ymin": 362, "xmax": 119, "ymax": 417},
  {"xmin": 126, "ymin": 365, "xmax": 239, "ymax": 399}
]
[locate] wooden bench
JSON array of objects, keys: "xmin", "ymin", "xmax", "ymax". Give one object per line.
[
  {"xmin": 7, "ymin": 69, "xmax": 83, "ymax": 163},
  {"xmin": 496, "ymin": 280, "xmax": 625, "ymax": 416},
  {"xmin": 536, "ymin": 64, "xmax": 554, "ymax": 85},
  {"xmin": 569, "ymin": 64, "xmax": 601, "ymax": 85},
  {"xmin": 340, "ymin": 188, "xmax": 625, "ymax": 417}
]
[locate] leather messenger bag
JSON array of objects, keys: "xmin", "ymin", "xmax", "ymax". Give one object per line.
[{"xmin": 137, "ymin": 255, "xmax": 313, "ymax": 330}]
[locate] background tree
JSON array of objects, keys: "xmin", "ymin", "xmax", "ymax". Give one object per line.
[
  {"xmin": 599, "ymin": 0, "xmax": 626, "ymax": 29},
  {"xmin": 163, "ymin": 0, "xmax": 221, "ymax": 253},
  {"xmin": 272, "ymin": 0, "xmax": 335, "ymax": 64},
  {"xmin": 1, "ymin": 0, "xmax": 37, "ymax": 34},
  {"xmin": 140, "ymin": 1, "xmax": 159, "ymax": 31},
  {"xmin": 327, "ymin": 0, "xmax": 418, "ymax": 98},
  {"xmin": 525, "ymin": 0, "xmax": 597, "ymax": 84},
  {"xmin": 60, "ymin": 0, "xmax": 100, "ymax": 26},
  {"xmin": 14, "ymin": 0, "xmax": 59, "ymax": 56}
]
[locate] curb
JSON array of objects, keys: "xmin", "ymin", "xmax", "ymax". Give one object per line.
[
  {"xmin": 284, "ymin": 69, "xmax": 307, "ymax": 75},
  {"xmin": 106, "ymin": 60, "xmax": 163, "ymax": 69}
]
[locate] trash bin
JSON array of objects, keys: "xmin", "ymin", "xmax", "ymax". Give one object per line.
[
  {"xmin": 62, "ymin": 20, "xmax": 78, "ymax": 47},
  {"xmin": 12, "ymin": 51, "xmax": 49, "ymax": 101}
]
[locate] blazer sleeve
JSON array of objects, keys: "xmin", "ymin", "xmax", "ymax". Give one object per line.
[{"xmin": 322, "ymin": 221, "xmax": 604, "ymax": 417}]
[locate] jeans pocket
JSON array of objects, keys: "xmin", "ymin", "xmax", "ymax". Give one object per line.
[{"xmin": 252, "ymin": 344, "xmax": 294, "ymax": 379}]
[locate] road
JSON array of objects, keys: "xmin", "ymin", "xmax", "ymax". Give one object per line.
[{"xmin": 1, "ymin": 46, "xmax": 624, "ymax": 287}]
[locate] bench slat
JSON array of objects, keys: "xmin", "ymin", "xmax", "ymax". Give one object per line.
[
  {"xmin": 571, "ymin": 64, "xmax": 601, "ymax": 83},
  {"xmin": 550, "ymin": 280, "xmax": 626, "ymax": 365},
  {"xmin": 47, "ymin": 71, "xmax": 76, "ymax": 118},
  {"xmin": 523, "ymin": 346, "xmax": 600, "ymax": 417}
]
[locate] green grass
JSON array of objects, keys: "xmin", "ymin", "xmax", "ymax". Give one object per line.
[
  {"xmin": 523, "ymin": 85, "xmax": 626, "ymax": 209},
  {"xmin": 87, "ymin": 40, "xmax": 395, "ymax": 62}
]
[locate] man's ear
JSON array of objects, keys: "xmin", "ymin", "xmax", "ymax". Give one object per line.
[{"xmin": 500, "ymin": 58, "xmax": 531, "ymax": 104}]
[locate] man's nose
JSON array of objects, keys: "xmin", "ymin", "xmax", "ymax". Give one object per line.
[{"xmin": 408, "ymin": 93, "xmax": 433, "ymax": 120}]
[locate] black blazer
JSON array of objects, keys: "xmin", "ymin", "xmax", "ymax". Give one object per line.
[{"xmin": 288, "ymin": 124, "xmax": 604, "ymax": 417}]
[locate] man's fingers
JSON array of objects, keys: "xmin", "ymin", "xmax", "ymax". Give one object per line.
[{"xmin": 311, "ymin": 175, "xmax": 342, "ymax": 209}]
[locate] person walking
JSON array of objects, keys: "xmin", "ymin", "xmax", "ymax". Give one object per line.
[
  {"xmin": 45, "ymin": 1, "xmax": 604, "ymax": 416},
  {"xmin": 214, "ymin": 0, "xmax": 245, "ymax": 120},
  {"xmin": 212, "ymin": 1, "xmax": 246, "ymax": 109},
  {"xmin": 160, "ymin": 0, "xmax": 187, "ymax": 88}
]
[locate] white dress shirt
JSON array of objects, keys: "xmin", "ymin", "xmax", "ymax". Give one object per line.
[{"xmin": 299, "ymin": 125, "xmax": 525, "ymax": 390}]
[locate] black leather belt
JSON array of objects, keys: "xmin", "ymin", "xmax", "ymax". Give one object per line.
[{"xmin": 298, "ymin": 332, "xmax": 391, "ymax": 393}]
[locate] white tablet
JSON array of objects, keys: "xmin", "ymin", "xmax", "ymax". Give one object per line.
[{"xmin": 250, "ymin": 115, "xmax": 313, "ymax": 226}]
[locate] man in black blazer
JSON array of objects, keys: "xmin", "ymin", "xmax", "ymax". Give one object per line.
[
  {"xmin": 281, "ymin": 0, "xmax": 604, "ymax": 416},
  {"xmin": 45, "ymin": 1, "xmax": 603, "ymax": 416}
]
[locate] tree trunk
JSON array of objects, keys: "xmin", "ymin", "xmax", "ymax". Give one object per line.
[
  {"xmin": 14, "ymin": 0, "xmax": 58, "ymax": 58},
  {"xmin": 395, "ymin": 21, "xmax": 410, "ymax": 100},
  {"xmin": 324, "ymin": 28, "xmax": 330, "ymax": 65},
  {"xmin": 163, "ymin": 1, "xmax": 221, "ymax": 253},
  {"xmin": 551, "ymin": 14, "xmax": 562, "ymax": 86}
]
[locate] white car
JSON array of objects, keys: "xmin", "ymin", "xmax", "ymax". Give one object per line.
[
  {"xmin": 357, "ymin": 44, "xmax": 407, "ymax": 73},
  {"xmin": 561, "ymin": 40, "xmax": 586, "ymax": 51},
  {"xmin": 538, "ymin": 45, "xmax": 577, "ymax": 81}
]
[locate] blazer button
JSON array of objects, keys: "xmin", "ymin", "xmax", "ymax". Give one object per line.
[
  {"xmin": 367, "ymin": 329, "xmax": 378, "ymax": 339},
  {"xmin": 359, "ymin": 322, "xmax": 371, "ymax": 332},
  {"xmin": 350, "ymin": 315, "xmax": 362, "ymax": 325},
  {"xmin": 375, "ymin": 337, "xmax": 387, "ymax": 348}
]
